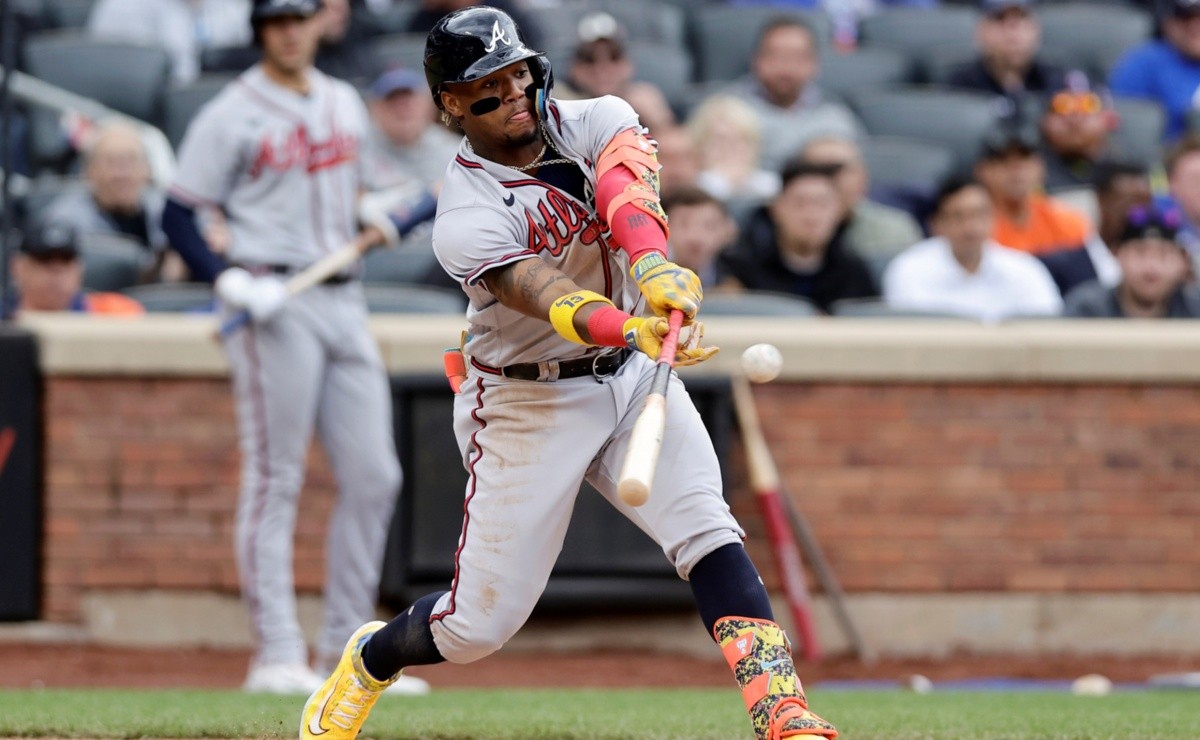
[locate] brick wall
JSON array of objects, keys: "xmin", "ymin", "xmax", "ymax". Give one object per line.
[{"xmin": 40, "ymin": 377, "xmax": 1200, "ymax": 623}]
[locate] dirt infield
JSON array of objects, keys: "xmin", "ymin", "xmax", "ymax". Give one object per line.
[{"xmin": 2, "ymin": 643, "xmax": 1195, "ymax": 690}]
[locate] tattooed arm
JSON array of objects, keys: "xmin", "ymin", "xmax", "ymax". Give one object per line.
[{"xmin": 481, "ymin": 259, "xmax": 609, "ymax": 342}]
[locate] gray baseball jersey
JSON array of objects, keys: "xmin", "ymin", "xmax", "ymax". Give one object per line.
[
  {"xmin": 425, "ymin": 96, "xmax": 743, "ymax": 664},
  {"xmin": 171, "ymin": 65, "xmax": 369, "ymax": 268},
  {"xmin": 433, "ymin": 96, "xmax": 645, "ymax": 369},
  {"xmin": 169, "ymin": 64, "xmax": 402, "ymax": 671}
]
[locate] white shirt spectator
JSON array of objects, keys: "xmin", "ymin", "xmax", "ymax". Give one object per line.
[
  {"xmin": 883, "ymin": 236, "xmax": 1064, "ymax": 322},
  {"xmin": 89, "ymin": 0, "xmax": 251, "ymax": 84}
]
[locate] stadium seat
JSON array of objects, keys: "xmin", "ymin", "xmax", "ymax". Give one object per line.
[
  {"xmin": 858, "ymin": 7, "xmax": 981, "ymax": 66},
  {"xmin": 44, "ymin": 0, "xmax": 96, "ymax": 29},
  {"xmin": 700, "ymin": 291, "xmax": 821, "ymax": 317},
  {"xmin": 820, "ymin": 47, "xmax": 914, "ymax": 98},
  {"xmin": 164, "ymin": 75, "xmax": 233, "ymax": 149},
  {"xmin": 23, "ymin": 33, "xmax": 172, "ymax": 123},
  {"xmin": 850, "ymin": 87, "xmax": 1007, "ymax": 171},
  {"xmin": 691, "ymin": 6, "xmax": 831, "ymax": 82},
  {"xmin": 77, "ymin": 232, "xmax": 152, "ymax": 292},
  {"xmin": 362, "ymin": 284, "xmax": 467, "ymax": 314},
  {"xmin": 362, "ymin": 232, "xmax": 439, "ymax": 285},
  {"xmin": 829, "ymin": 297, "xmax": 973, "ymax": 319},
  {"xmin": 921, "ymin": 41, "xmax": 979, "ymax": 86},
  {"xmin": 859, "ymin": 136, "xmax": 958, "ymax": 192},
  {"xmin": 1111, "ymin": 97, "xmax": 1166, "ymax": 169},
  {"xmin": 121, "ymin": 282, "xmax": 215, "ymax": 313},
  {"xmin": 369, "ymin": 33, "xmax": 428, "ymax": 76},
  {"xmin": 629, "ymin": 42, "xmax": 694, "ymax": 108},
  {"xmin": 1037, "ymin": 4, "xmax": 1152, "ymax": 80},
  {"xmin": 23, "ymin": 33, "xmax": 172, "ymax": 167}
]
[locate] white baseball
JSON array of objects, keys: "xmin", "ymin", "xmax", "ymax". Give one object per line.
[
  {"xmin": 1071, "ymin": 674, "xmax": 1113, "ymax": 696},
  {"xmin": 741, "ymin": 343, "xmax": 783, "ymax": 383}
]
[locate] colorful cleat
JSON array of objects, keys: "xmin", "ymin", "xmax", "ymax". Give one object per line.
[
  {"xmin": 299, "ymin": 621, "xmax": 399, "ymax": 739},
  {"xmin": 714, "ymin": 616, "xmax": 839, "ymax": 740}
]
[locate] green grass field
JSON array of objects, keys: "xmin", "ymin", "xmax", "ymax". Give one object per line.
[{"xmin": 0, "ymin": 687, "xmax": 1196, "ymax": 739}]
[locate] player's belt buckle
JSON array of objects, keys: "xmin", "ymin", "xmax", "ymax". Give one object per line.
[{"xmin": 591, "ymin": 348, "xmax": 624, "ymax": 383}]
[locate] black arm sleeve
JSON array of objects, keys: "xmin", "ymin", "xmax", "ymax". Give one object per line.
[{"xmin": 161, "ymin": 197, "xmax": 227, "ymax": 284}]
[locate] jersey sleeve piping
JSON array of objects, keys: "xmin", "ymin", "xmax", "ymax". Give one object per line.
[
  {"xmin": 464, "ymin": 250, "xmax": 538, "ymax": 286},
  {"xmin": 167, "ymin": 183, "xmax": 221, "ymax": 209}
]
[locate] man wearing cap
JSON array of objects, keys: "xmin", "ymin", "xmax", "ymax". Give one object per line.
[
  {"xmin": 1110, "ymin": 0, "xmax": 1200, "ymax": 142},
  {"xmin": 555, "ymin": 12, "xmax": 676, "ymax": 134},
  {"xmin": 974, "ymin": 122, "xmax": 1093, "ymax": 254},
  {"xmin": 361, "ymin": 67, "xmax": 459, "ymax": 192},
  {"xmin": 1039, "ymin": 70, "xmax": 1121, "ymax": 191},
  {"xmin": 1064, "ymin": 204, "xmax": 1200, "ymax": 317},
  {"xmin": 948, "ymin": 0, "xmax": 1065, "ymax": 100},
  {"xmin": 7, "ymin": 225, "xmax": 144, "ymax": 316}
]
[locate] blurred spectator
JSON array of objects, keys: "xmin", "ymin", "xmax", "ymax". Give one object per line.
[
  {"xmin": 662, "ymin": 186, "xmax": 739, "ymax": 291},
  {"xmin": 7, "ymin": 224, "xmax": 144, "ymax": 315},
  {"xmin": 720, "ymin": 161, "xmax": 878, "ymax": 311},
  {"xmin": 947, "ymin": 0, "xmax": 1064, "ymax": 101},
  {"xmin": 555, "ymin": 12, "xmax": 675, "ymax": 134},
  {"xmin": 1109, "ymin": 0, "xmax": 1200, "ymax": 142},
  {"xmin": 654, "ymin": 126, "xmax": 703, "ymax": 200},
  {"xmin": 405, "ymin": 0, "xmax": 543, "ymax": 53},
  {"xmin": 1165, "ymin": 134, "xmax": 1200, "ymax": 271},
  {"xmin": 1039, "ymin": 70, "xmax": 1120, "ymax": 191},
  {"xmin": 36, "ymin": 122, "xmax": 174, "ymax": 282},
  {"xmin": 1037, "ymin": 161, "xmax": 1142, "ymax": 297},
  {"xmin": 313, "ymin": 0, "xmax": 379, "ymax": 86},
  {"xmin": 687, "ymin": 96, "xmax": 780, "ymax": 208},
  {"xmin": 800, "ymin": 135, "xmax": 923, "ymax": 266},
  {"xmin": 88, "ymin": 0, "xmax": 252, "ymax": 84},
  {"xmin": 726, "ymin": 16, "xmax": 864, "ymax": 172},
  {"xmin": 883, "ymin": 175, "xmax": 1062, "ymax": 321},
  {"xmin": 974, "ymin": 123, "xmax": 1092, "ymax": 254},
  {"xmin": 1064, "ymin": 204, "xmax": 1200, "ymax": 317},
  {"xmin": 360, "ymin": 67, "xmax": 458, "ymax": 191}
]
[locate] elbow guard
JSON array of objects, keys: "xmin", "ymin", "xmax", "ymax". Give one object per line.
[{"xmin": 595, "ymin": 128, "xmax": 669, "ymax": 239}]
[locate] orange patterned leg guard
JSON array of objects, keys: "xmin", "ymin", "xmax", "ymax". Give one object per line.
[{"xmin": 714, "ymin": 617, "xmax": 839, "ymax": 740}]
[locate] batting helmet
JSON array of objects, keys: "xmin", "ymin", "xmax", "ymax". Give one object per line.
[
  {"xmin": 251, "ymin": 0, "xmax": 322, "ymax": 43},
  {"xmin": 424, "ymin": 6, "xmax": 552, "ymax": 117}
]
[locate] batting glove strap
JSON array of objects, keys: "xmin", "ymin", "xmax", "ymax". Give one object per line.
[
  {"xmin": 630, "ymin": 254, "xmax": 703, "ymax": 322},
  {"xmin": 623, "ymin": 316, "xmax": 719, "ymax": 366},
  {"xmin": 550, "ymin": 289, "xmax": 615, "ymax": 345}
]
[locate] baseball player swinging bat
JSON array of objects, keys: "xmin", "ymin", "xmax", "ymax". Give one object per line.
[
  {"xmin": 215, "ymin": 234, "xmax": 375, "ymax": 340},
  {"xmin": 617, "ymin": 309, "xmax": 685, "ymax": 507},
  {"xmin": 730, "ymin": 373, "xmax": 822, "ymax": 660}
]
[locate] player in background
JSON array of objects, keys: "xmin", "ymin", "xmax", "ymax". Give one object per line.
[
  {"xmin": 161, "ymin": 0, "xmax": 433, "ymax": 696},
  {"xmin": 299, "ymin": 7, "xmax": 838, "ymax": 740}
]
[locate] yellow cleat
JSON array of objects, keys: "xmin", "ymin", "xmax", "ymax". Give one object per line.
[{"xmin": 299, "ymin": 621, "xmax": 398, "ymax": 739}]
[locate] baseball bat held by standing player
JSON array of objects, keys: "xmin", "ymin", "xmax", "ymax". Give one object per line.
[
  {"xmin": 617, "ymin": 309, "xmax": 685, "ymax": 507},
  {"xmin": 215, "ymin": 231, "xmax": 376, "ymax": 340}
]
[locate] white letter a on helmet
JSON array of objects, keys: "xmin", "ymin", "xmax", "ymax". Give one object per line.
[{"xmin": 484, "ymin": 20, "xmax": 510, "ymax": 53}]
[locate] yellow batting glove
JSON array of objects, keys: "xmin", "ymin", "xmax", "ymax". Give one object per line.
[
  {"xmin": 630, "ymin": 253, "xmax": 702, "ymax": 323},
  {"xmin": 622, "ymin": 316, "xmax": 719, "ymax": 367}
]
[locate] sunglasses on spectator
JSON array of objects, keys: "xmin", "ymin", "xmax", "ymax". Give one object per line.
[
  {"xmin": 576, "ymin": 48, "xmax": 624, "ymax": 64},
  {"xmin": 1049, "ymin": 92, "xmax": 1104, "ymax": 116}
]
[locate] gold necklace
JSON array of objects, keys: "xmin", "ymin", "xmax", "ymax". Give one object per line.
[{"xmin": 511, "ymin": 142, "xmax": 548, "ymax": 172}]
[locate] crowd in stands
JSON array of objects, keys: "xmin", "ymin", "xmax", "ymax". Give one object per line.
[{"xmin": 5, "ymin": 0, "xmax": 1200, "ymax": 321}]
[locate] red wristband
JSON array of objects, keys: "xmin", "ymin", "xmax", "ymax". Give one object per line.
[{"xmin": 586, "ymin": 304, "xmax": 634, "ymax": 347}]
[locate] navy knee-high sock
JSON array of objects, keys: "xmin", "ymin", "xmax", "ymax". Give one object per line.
[
  {"xmin": 689, "ymin": 543, "xmax": 775, "ymax": 637},
  {"xmin": 361, "ymin": 591, "xmax": 446, "ymax": 680}
]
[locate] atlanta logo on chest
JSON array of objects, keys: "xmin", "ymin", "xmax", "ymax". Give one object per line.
[
  {"xmin": 521, "ymin": 187, "xmax": 609, "ymax": 256},
  {"xmin": 249, "ymin": 125, "xmax": 357, "ymax": 178}
]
